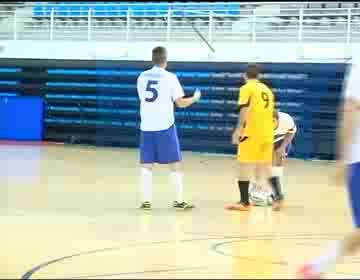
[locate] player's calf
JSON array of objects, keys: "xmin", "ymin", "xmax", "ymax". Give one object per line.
[
  {"xmin": 140, "ymin": 166, "xmax": 153, "ymax": 207},
  {"xmin": 225, "ymin": 180, "xmax": 252, "ymax": 211},
  {"xmin": 268, "ymin": 167, "xmax": 285, "ymax": 211}
]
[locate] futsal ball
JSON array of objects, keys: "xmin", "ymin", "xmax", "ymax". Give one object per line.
[
  {"xmin": 250, "ymin": 191, "xmax": 270, "ymax": 206},
  {"xmin": 249, "ymin": 183, "xmax": 273, "ymax": 207}
]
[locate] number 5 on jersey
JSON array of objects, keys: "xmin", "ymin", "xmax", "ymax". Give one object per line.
[{"xmin": 145, "ymin": 80, "xmax": 159, "ymax": 102}]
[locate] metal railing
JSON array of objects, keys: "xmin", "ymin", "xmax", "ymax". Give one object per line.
[{"xmin": 0, "ymin": 2, "xmax": 359, "ymax": 48}]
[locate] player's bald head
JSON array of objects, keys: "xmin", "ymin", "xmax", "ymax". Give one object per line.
[
  {"xmin": 245, "ymin": 63, "xmax": 260, "ymax": 79},
  {"xmin": 152, "ymin": 46, "xmax": 167, "ymax": 66}
]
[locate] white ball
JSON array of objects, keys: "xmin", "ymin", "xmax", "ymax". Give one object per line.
[{"xmin": 250, "ymin": 191, "xmax": 269, "ymax": 207}]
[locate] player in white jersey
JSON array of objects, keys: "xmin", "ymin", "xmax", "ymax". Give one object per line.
[
  {"xmin": 137, "ymin": 46, "xmax": 201, "ymax": 211},
  {"xmin": 297, "ymin": 61, "xmax": 360, "ymax": 278},
  {"xmin": 250, "ymin": 110, "xmax": 297, "ymax": 206}
]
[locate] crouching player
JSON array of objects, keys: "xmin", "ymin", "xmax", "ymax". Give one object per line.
[{"xmin": 250, "ymin": 110, "xmax": 297, "ymax": 206}]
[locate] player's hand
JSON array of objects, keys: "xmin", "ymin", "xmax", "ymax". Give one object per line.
[
  {"xmin": 193, "ymin": 89, "xmax": 201, "ymax": 103},
  {"xmin": 232, "ymin": 128, "xmax": 243, "ymax": 145}
]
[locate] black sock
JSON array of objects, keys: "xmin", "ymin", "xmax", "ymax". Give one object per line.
[
  {"xmin": 268, "ymin": 177, "xmax": 284, "ymax": 201},
  {"xmin": 238, "ymin": 180, "xmax": 250, "ymax": 205}
]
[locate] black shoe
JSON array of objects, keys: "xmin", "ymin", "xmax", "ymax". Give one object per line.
[
  {"xmin": 140, "ymin": 201, "xmax": 152, "ymax": 210},
  {"xmin": 173, "ymin": 201, "xmax": 195, "ymax": 210}
]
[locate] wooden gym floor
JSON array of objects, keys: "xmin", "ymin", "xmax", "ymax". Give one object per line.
[{"xmin": 0, "ymin": 144, "xmax": 359, "ymax": 279}]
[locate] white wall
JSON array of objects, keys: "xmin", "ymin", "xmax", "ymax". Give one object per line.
[{"xmin": 0, "ymin": 40, "xmax": 356, "ymax": 63}]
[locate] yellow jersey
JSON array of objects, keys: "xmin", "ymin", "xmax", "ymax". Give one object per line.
[{"xmin": 238, "ymin": 79, "xmax": 274, "ymax": 142}]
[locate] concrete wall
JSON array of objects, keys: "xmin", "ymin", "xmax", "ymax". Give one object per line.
[{"xmin": 0, "ymin": 40, "xmax": 356, "ymax": 62}]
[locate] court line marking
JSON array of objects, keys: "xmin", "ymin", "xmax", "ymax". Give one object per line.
[
  {"xmin": 22, "ymin": 233, "xmax": 360, "ymax": 279},
  {"xmin": 212, "ymin": 241, "xmax": 289, "ymax": 266},
  {"xmin": 185, "ymin": 232, "xmax": 346, "ymax": 240},
  {"xmin": 65, "ymin": 266, "xmax": 208, "ymax": 279},
  {"xmin": 209, "ymin": 235, "xmax": 360, "ymax": 277},
  {"xmin": 21, "ymin": 236, "xmax": 232, "ymax": 279}
]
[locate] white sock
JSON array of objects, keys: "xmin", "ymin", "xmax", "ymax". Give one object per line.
[
  {"xmin": 311, "ymin": 240, "xmax": 344, "ymax": 274},
  {"xmin": 141, "ymin": 168, "xmax": 153, "ymax": 203},
  {"xmin": 170, "ymin": 171, "xmax": 184, "ymax": 203},
  {"xmin": 272, "ymin": 166, "xmax": 283, "ymax": 177}
]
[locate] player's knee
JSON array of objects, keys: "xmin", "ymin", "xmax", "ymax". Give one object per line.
[
  {"xmin": 238, "ymin": 175, "xmax": 250, "ymax": 181},
  {"xmin": 169, "ymin": 161, "xmax": 182, "ymax": 172},
  {"xmin": 352, "ymin": 227, "xmax": 360, "ymax": 240},
  {"xmin": 344, "ymin": 229, "xmax": 360, "ymax": 254},
  {"xmin": 141, "ymin": 164, "xmax": 154, "ymax": 171},
  {"xmin": 238, "ymin": 163, "xmax": 253, "ymax": 181}
]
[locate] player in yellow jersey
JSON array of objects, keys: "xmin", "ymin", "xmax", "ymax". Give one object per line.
[{"xmin": 225, "ymin": 64, "xmax": 284, "ymax": 211}]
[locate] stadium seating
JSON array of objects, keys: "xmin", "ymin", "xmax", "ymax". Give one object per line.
[
  {"xmin": 30, "ymin": 2, "xmax": 359, "ymax": 33},
  {"xmin": 32, "ymin": 2, "xmax": 241, "ymax": 18}
]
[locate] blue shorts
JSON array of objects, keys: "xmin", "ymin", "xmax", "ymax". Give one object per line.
[
  {"xmin": 348, "ymin": 162, "xmax": 360, "ymax": 228},
  {"xmin": 274, "ymin": 138, "xmax": 292, "ymax": 154},
  {"xmin": 140, "ymin": 125, "xmax": 182, "ymax": 164}
]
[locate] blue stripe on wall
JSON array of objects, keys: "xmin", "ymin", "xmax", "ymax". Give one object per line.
[
  {"xmin": 0, "ymin": 81, "xmax": 18, "ymax": 85},
  {"xmin": 0, "ymin": 68, "xmax": 22, "ymax": 73}
]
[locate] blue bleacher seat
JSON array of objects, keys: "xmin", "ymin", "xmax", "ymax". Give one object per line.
[
  {"xmin": 33, "ymin": 5, "xmax": 44, "ymax": 17},
  {"xmin": 106, "ymin": 5, "xmax": 116, "ymax": 17},
  {"xmin": 131, "ymin": 3, "xmax": 145, "ymax": 17},
  {"xmin": 227, "ymin": 2, "xmax": 240, "ymax": 15},
  {"xmin": 119, "ymin": 3, "xmax": 129, "ymax": 16},
  {"xmin": 94, "ymin": 4, "xmax": 106, "ymax": 17},
  {"xmin": 69, "ymin": 5, "xmax": 81, "ymax": 17},
  {"xmin": 145, "ymin": 3, "xmax": 158, "ymax": 17},
  {"xmin": 31, "ymin": 1, "xmax": 237, "ymax": 22},
  {"xmin": 172, "ymin": 2, "xmax": 185, "ymax": 17},
  {"xmin": 184, "ymin": 2, "xmax": 198, "ymax": 17},
  {"xmin": 57, "ymin": 5, "xmax": 70, "ymax": 17},
  {"xmin": 43, "ymin": 4, "xmax": 53, "ymax": 17},
  {"xmin": 213, "ymin": 2, "xmax": 227, "ymax": 15},
  {"xmin": 157, "ymin": 3, "xmax": 169, "ymax": 16},
  {"xmin": 79, "ymin": 5, "xmax": 91, "ymax": 17},
  {"xmin": 201, "ymin": 2, "xmax": 213, "ymax": 12}
]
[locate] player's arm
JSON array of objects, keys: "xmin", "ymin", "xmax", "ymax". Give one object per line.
[
  {"xmin": 136, "ymin": 75, "xmax": 143, "ymax": 99},
  {"xmin": 338, "ymin": 62, "xmax": 358, "ymax": 163},
  {"xmin": 232, "ymin": 87, "xmax": 251, "ymax": 144},
  {"xmin": 338, "ymin": 98, "xmax": 356, "ymax": 162},
  {"xmin": 336, "ymin": 62, "xmax": 358, "ymax": 185},
  {"xmin": 335, "ymin": 98, "xmax": 357, "ymax": 185},
  {"xmin": 283, "ymin": 130, "xmax": 296, "ymax": 146},
  {"xmin": 172, "ymin": 75, "xmax": 201, "ymax": 108},
  {"xmin": 175, "ymin": 92, "xmax": 201, "ymax": 108},
  {"xmin": 237, "ymin": 107, "xmax": 249, "ymax": 131},
  {"xmin": 277, "ymin": 121, "xmax": 297, "ymax": 153}
]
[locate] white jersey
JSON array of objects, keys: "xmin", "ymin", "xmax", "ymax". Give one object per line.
[
  {"xmin": 137, "ymin": 66, "xmax": 184, "ymax": 131},
  {"xmin": 343, "ymin": 60, "xmax": 360, "ymax": 164},
  {"xmin": 274, "ymin": 112, "xmax": 297, "ymax": 143}
]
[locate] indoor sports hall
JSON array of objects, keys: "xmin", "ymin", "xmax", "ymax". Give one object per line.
[{"xmin": 0, "ymin": 2, "xmax": 359, "ymax": 279}]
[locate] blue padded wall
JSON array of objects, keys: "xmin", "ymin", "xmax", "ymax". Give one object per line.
[
  {"xmin": 0, "ymin": 96, "xmax": 44, "ymax": 141},
  {"xmin": 0, "ymin": 59, "xmax": 347, "ymax": 160}
]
